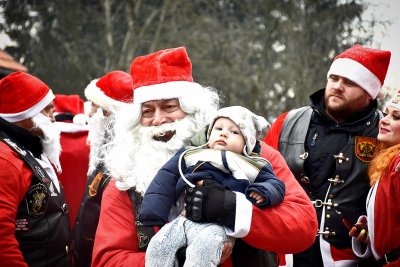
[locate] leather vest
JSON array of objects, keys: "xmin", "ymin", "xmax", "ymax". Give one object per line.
[
  {"xmin": 278, "ymin": 106, "xmax": 380, "ymax": 248},
  {"xmin": 1, "ymin": 134, "xmax": 72, "ymax": 267},
  {"xmin": 73, "ymin": 164, "xmax": 110, "ymax": 267}
]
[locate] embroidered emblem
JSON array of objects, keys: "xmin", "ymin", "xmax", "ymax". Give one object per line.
[
  {"xmin": 137, "ymin": 230, "xmax": 150, "ymax": 249},
  {"xmin": 15, "ymin": 218, "xmax": 29, "ymax": 231},
  {"xmin": 25, "ymin": 183, "xmax": 49, "ymax": 216},
  {"xmin": 355, "ymin": 136, "xmax": 378, "ymax": 162}
]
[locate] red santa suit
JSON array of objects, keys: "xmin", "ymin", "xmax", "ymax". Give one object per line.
[
  {"xmin": 54, "ymin": 94, "xmax": 90, "ymax": 228},
  {"xmin": 353, "ymin": 155, "xmax": 400, "ymax": 267},
  {"xmin": 91, "ymin": 142, "xmax": 318, "ymax": 267}
]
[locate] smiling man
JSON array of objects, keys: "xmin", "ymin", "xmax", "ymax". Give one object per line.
[
  {"xmin": 92, "ymin": 47, "xmax": 318, "ymax": 267},
  {"xmin": 264, "ymin": 45, "xmax": 391, "ymax": 267}
]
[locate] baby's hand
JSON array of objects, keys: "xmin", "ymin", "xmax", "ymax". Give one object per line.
[{"xmin": 249, "ymin": 191, "xmax": 265, "ymax": 204}]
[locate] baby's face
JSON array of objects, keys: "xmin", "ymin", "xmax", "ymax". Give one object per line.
[{"xmin": 208, "ymin": 117, "xmax": 245, "ymax": 154}]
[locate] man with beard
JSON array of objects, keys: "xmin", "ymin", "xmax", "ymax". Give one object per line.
[
  {"xmin": 264, "ymin": 45, "xmax": 391, "ymax": 267},
  {"xmin": 72, "ymin": 70, "xmax": 133, "ymax": 267},
  {"xmin": 0, "ymin": 71, "xmax": 72, "ymax": 267},
  {"xmin": 92, "ymin": 47, "xmax": 318, "ymax": 267}
]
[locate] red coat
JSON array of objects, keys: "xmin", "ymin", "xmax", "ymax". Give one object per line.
[
  {"xmin": 91, "ymin": 142, "xmax": 318, "ymax": 266},
  {"xmin": 0, "ymin": 142, "xmax": 32, "ymax": 267},
  {"xmin": 57, "ymin": 128, "xmax": 90, "ymax": 228},
  {"xmin": 369, "ymin": 156, "xmax": 400, "ymax": 266}
]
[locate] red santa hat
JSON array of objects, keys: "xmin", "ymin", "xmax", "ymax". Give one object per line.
[
  {"xmin": 54, "ymin": 94, "xmax": 89, "ymax": 127},
  {"xmin": 327, "ymin": 44, "xmax": 391, "ymax": 99},
  {"xmin": 0, "ymin": 71, "xmax": 55, "ymax": 123},
  {"xmin": 130, "ymin": 46, "xmax": 203, "ymax": 104},
  {"xmin": 84, "ymin": 70, "xmax": 133, "ymax": 112},
  {"xmin": 54, "ymin": 94, "xmax": 85, "ymax": 115}
]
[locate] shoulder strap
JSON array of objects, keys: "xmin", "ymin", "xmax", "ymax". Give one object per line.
[
  {"xmin": 0, "ymin": 129, "xmax": 53, "ymax": 190},
  {"xmin": 127, "ymin": 188, "xmax": 156, "ymax": 252}
]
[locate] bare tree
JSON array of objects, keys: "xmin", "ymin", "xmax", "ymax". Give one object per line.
[{"xmin": 1, "ymin": 0, "xmax": 380, "ymax": 118}]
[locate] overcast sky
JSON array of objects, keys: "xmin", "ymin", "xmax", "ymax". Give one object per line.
[
  {"xmin": 1, "ymin": 2, "xmax": 399, "ymax": 89},
  {"xmin": 365, "ymin": 0, "xmax": 400, "ymax": 89}
]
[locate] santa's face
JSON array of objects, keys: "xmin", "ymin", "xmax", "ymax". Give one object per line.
[
  {"xmin": 140, "ymin": 99, "xmax": 186, "ymax": 142},
  {"xmin": 108, "ymin": 112, "xmax": 200, "ymax": 194}
]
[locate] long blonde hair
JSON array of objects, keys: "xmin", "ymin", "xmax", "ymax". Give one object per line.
[{"xmin": 368, "ymin": 143, "xmax": 400, "ymax": 186}]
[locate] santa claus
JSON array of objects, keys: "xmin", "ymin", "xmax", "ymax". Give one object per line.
[
  {"xmin": 73, "ymin": 70, "xmax": 133, "ymax": 267},
  {"xmin": 0, "ymin": 72, "xmax": 72, "ymax": 267},
  {"xmin": 92, "ymin": 47, "xmax": 318, "ymax": 267}
]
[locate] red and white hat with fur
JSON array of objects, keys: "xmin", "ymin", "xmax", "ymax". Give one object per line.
[
  {"xmin": 327, "ymin": 44, "xmax": 391, "ymax": 99},
  {"xmin": 0, "ymin": 71, "xmax": 55, "ymax": 122},
  {"xmin": 84, "ymin": 70, "xmax": 133, "ymax": 112},
  {"xmin": 130, "ymin": 47, "xmax": 203, "ymax": 104}
]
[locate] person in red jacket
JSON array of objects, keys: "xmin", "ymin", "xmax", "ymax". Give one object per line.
[
  {"xmin": 73, "ymin": 70, "xmax": 133, "ymax": 267},
  {"xmin": 53, "ymin": 94, "xmax": 90, "ymax": 229},
  {"xmin": 0, "ymin": 72, "xmax": 72, "ymax": 267},
  {"xmin": 350, "ymin": 90, "xmax": 400, "ymax": 266},
  {"xmin": 264, "ymin": 45, "xmax": 391, "ymax": 267},
  {"xmin": 91, "ymin": 47, "xmax": 318, "ymax": 267}
]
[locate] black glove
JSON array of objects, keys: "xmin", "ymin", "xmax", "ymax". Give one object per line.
[{"xmin": 184, "ymin": 179, "xmax": 236, "ymax": 228}]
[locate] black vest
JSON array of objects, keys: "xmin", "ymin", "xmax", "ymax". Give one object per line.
[
  {"xmin": 73, "ymin": 164, "xmax": 110, "ymax": 267},
  {"xmin": 279, "ymin": 106, "xmax": 380, "ymax": 248}
]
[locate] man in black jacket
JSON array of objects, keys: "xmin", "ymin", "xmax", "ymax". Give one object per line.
[{"xmin": 264, "ymin": 44, "xmax": 391, "ymax": 266}]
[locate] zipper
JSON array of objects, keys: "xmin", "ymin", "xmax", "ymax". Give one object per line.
[{"xmin": 311, "ymin": 132, "xmax": 318, "ymax": 147}]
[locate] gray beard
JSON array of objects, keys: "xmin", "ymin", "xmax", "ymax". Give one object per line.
[
  {"xmin": 32, "ymin": 113, "xmax": 62, "ymax": 172},
  {"xmin": 87, "ymin": 110, "xmax": 107, "ymax": 175}
]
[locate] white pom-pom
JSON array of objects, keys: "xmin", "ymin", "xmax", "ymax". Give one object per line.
[{"xmin": 73, "ymin": 113, "xmax": 89, "ymax": 125}]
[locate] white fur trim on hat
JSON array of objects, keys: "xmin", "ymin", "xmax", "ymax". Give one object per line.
[
  {"xmin": 84, "ymin": 79, "xmax": 131, "ymax": 112},
  {"xmin": 0, "ymin": 90, "xmax": 55, "ymax": 123},
  {"xmin": 134, "ymin": 81, "xmax": 203, "ymax": 104},
  {"xmin": 327, "ymin": 58, "xmax": 382, "ymax": 99}
]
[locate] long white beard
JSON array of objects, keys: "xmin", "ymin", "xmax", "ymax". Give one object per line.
[
  {"xmin": 105, "ymin": 116, "xmax": 201, "ymax": 195},
  {"xmin": 32, "ymin": 113, "xmax": 62, "ymax": 173},
  {"xmin": 87, "ymin": 110, "xmax": 106, "ymax": 175}
]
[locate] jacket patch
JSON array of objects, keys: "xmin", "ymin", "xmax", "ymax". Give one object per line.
[
  {"xmin": 355, "ymin": 136, "xmax": 378, "ymax": 162},
  {"xmin": 25, "ymin": 183, "xmax": 49, "ymax": 216},
  {"xmin": 15, "ymin": 218, "xmax": 29, "ymax": 231}
]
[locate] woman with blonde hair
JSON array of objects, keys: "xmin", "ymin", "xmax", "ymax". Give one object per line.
[{"xmin": 350, "ymin": 90, "xmax": 400, "ymax": 266}]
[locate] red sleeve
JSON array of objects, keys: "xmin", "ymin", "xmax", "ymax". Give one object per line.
[
  {"xmin": 242, "ymin": 142, "xmax": 318, "ymax": 254},
  {"xmin": 92, "ymin": 179, "xmax": 145, "ymax": 267},
  {"xmin": 0, "ymin": 145, "xmax": 31, "ymax": 267},
  {"xmin": 263, "ymin": 112, "xmax": 289, "ymax": 149}
]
